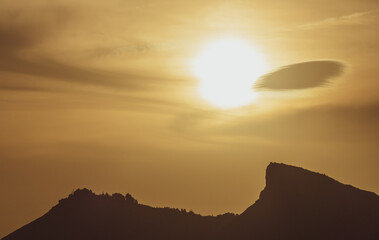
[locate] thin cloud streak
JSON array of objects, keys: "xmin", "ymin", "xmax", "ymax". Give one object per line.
[{"xmin": 287, "ymin": 9, "xmax": 379, "ymax": 31}]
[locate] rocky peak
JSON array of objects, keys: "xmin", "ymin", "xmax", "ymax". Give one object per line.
[{"xmin": 265, "ymin": 162, "xmax": 339, "ymax": 192}]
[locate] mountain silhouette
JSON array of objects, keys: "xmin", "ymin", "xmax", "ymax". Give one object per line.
[
  {"xmin": 3, "ymin": 163, "xmax": 379, "ymax": 240},
  {"xmin": 219, "ymin": 163, "xmax": 379, "ymax": 240}
]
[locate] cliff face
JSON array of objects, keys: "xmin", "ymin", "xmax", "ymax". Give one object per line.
[
  {"xmin": 3, "ymin": 163, "xmax": 379, "ymax": 240},
  {"xmin": 221, "ymin": 163, "xmax": 379, "ymax": 240},
  {"xmin": 256, "ymin": 162, "xmax": 379, "ymax": 210}
]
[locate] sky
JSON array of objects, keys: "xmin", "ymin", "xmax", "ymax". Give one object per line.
[{"xmin": 1, "ymin": 0, "xmax": 379, "ymax": 237}]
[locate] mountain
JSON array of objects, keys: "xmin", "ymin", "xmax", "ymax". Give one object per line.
[
  {"xmin": 3, "ymin": 163, "xmax": 379, "ymax": 240},
  {"xmin": 2, "ymin": 189, "xmax": 234, "ymax": 240},
  {"xmin": 219, "ymin": 163, "xmax": 379, "ymax": 240}
]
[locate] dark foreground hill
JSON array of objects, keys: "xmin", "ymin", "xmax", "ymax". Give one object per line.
[{"xmin": 3, "ymin": 163, "xmax": 379, "ymax": 240}]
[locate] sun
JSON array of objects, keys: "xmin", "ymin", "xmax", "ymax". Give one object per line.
[{"xmin": 192, "ymin": 37, "xmax": 267, "ymax": 108}]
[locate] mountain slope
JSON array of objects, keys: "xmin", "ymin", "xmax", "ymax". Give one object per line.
[
  {"xmin": 2, "ymin": 189, "xmax": 234, "ymax": 240},
  {"xmin": 219, "ymin": 163, "xmax": 379, "ymax": 240},
  {"xmin": 3, "ymin": 162, "xmax": 379, "ymax": 240}
]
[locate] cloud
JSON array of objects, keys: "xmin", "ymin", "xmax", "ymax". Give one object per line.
[
  {"xmin": 213, "ymin": 103, "xmax": 379, "ymax": 143},
  {"xmin": 290, "ymin": 9, "xmax": 379, "ymax": 30},
  {"xmin": 0, "ymin": 4, "xmax": 175, "ymax": 93},
  {"xmin": 0, "ymin": 24, "xmax": 152, "ymax": 91},
  {"xmin": 254, "ymin": 60, "xmax": 345, "ymax": 91}
]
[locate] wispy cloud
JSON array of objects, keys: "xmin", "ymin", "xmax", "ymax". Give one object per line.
[
  {"xmin": 286, "ymin": 9, "xmax": 378, "ymax": 31},
  {"xmin": 213, "ymin": 103, "xmax": 379, "ymax": 143}
]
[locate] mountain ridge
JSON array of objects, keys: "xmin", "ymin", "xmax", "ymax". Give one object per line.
[
  {"xmin": 221, "ymin": 163, "xmax": 379, "ymax": 239},
  {"xmin": 3, "ymin": 162, "xmax": 379, "ymax": 240}
]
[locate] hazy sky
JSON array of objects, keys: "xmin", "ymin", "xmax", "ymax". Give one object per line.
[{"xmin": 1, "ymin": 0, "xmax": 379, "ymax": 237}]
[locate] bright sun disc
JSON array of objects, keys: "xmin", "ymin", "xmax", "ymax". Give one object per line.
[{"xmin": 192, "ymin": 38, "xmax": 267, "ymax": 108}]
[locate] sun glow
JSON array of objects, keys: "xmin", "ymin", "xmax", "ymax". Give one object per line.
[{"xmin": 192, "ymin": 38, "xmax": 267, "ymax": 108}]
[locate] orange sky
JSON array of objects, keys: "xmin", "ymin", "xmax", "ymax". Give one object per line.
[{"xmin": 1, "ymin": 0, "xmax": 379, "ymax": 237}]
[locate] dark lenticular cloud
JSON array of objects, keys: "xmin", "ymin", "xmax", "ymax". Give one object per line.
[{"xmin": 254, "ymin": 60, "xmax": 345, "ymax": 90}]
